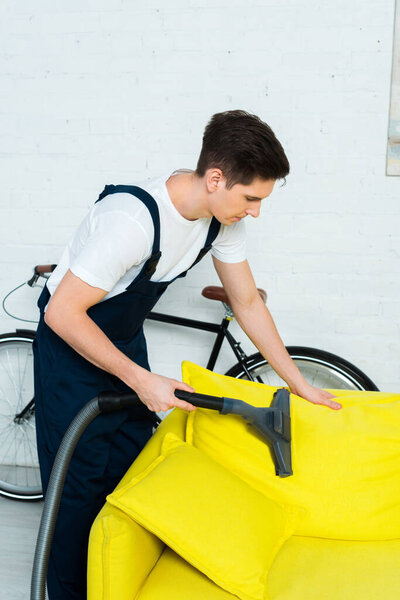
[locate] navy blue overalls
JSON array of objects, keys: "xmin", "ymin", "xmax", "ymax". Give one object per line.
[{"xmin": 33, "ymin": 184, "xmax": 221, "ymax": 600}]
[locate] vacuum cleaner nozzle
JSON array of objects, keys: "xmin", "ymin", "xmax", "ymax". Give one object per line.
[
  {"xmin": 220, "ymin": 388, "xmax": 292, "ymax": 477},
  {"xmin": 175, "ymin": 388, "xmax": 293, "ymax": 477}
]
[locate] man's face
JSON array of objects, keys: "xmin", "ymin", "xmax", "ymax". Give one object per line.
[{"xmin": 208, "ymin": 176, "xmax": 276, "ymax": 226}]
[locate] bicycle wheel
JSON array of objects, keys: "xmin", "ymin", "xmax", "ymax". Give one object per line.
[
  {"xmin": 0, "ymin": 330, "xmax": 43, "ymax": 500},
  {"xmin": 225, "ymin": 346, "xmax": 379, "ymax": 391}
]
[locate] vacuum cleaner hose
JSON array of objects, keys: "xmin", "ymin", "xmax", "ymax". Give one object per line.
[{"xmin": 30, "ymin": 398, "xmax": 102, "ymax": 600}]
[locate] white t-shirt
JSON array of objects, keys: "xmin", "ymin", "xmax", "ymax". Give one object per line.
[{"xmin": 47, "ymin": 169, "xmax": 247, "ymax": 301}]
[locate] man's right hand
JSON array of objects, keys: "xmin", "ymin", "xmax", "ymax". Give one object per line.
[{"xmin": 132, "ymin": 369, "xmax": 197, "ymax": 413}]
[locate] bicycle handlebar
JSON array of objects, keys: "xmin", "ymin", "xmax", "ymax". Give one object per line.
[{"xmin": 27, "ymin": 265, "xmax": 57, "ymax": 287}]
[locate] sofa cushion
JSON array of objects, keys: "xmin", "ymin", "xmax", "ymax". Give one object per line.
[
  {"xmin": 182, "ymin": 361, "xmax": 400, "ymax": 540},
  {"xmin": 106, "ymin": 432, "xmax": 304, "ymax": 600},
  {"xmin": 137, "ymin": 546, "xmax": 237, "ymax": 600},
  {"xmin": 136, "ymin": 536, "xmax": 400, "ymax": 600},
  {"xmin": 267, "ymin": 535, "xmax": 400, "ymax": 599}
]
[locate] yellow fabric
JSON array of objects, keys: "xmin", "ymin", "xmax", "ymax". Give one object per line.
[
  {"xmin": 268, "ymin": 535, "xmax": 400, "ymax": 599},
  {"xmin": 137, "ymin": 546, "xmax": 238, "ymax": 600},
  {"xmin": 106, "ymin": 432, "xmax": 304, "ymax": 600},
  {"xmin": 114, "ymin": 406, "xmax": 189, "ymax": 489},
  {"xmin": 182, "ymin": 361, "xmax": 400, "ymax": 540},
  {"xmin": 88, "ymin": 505, "xmax": 164, "ymax": 600},
  {"xmin": 136, "ymin": 536, "xmax": 400, "ymax": 600}
]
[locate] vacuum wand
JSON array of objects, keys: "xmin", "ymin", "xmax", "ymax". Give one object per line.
[{"xmin": 97, "ymin": 387, "xmax": 292, "ymax": 477}]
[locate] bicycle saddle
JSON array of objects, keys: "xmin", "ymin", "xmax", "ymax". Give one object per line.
[{"xmin": 202, "ymin": 286, "xmax": 267, "ymax": 306}]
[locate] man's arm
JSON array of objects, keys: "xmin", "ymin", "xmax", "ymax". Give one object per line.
[
  {"xmin": 212, "ymin": 257, "xmax": 342, "ymax": 410},
  {"xmin": 44, "ymin": 269, "xmax": 196, "ymax": 412}
]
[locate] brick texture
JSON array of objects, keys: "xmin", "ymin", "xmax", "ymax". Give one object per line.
[{"xmin": 1, "ymin": 0, "xmax": 398, "ymax": 390}]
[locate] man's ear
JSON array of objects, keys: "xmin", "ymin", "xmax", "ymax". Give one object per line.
[{"xmin": 206, "ymin": 168, "xmax": 224, "ymax": 192}]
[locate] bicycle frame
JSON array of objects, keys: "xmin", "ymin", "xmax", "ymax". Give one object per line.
[
  {"xmin": 147, "ymin": 310, "xmax": 255, "ymax": 379},
  {"xmin": 19, "ymin": 267, "xmax": 254, "ymax": 378},
  {"xmin": 13, "ymin": 307, "xmax": 256, "ymax": 382}
]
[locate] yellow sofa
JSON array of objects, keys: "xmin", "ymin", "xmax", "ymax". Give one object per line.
[{"xmin": 88, "ymin": 363, "xmax": 400, "ymax": 600}]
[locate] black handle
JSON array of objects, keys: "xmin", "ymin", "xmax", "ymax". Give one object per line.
[
  {"xmin": 174, "ymin": 389, "xmax": 225, "ymax": 411},
  {"xmin": 98, "ymin": 389, "xmax": 226, "ymax": 413},
  {"xmin": 98, "ymin": 390, "xmax": 142, "ymax": 413}
]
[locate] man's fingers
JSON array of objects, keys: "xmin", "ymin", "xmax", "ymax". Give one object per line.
[
  {"xmin": 174, "ymin": 399, "xmax": 197, "ymax": 412},
  {"xmin": 168, "ymin": 381, "xmax": 195, "ymax": 411},
  {"xmin": 317, "ymin": 398, "xmax": 342, "ymax": 410},
  {"xmin": 170, "ymin": 381, "xmax": 196, "ymax": 411},
  {"xmin": 174, "ymin": 381, "xmax": 195, "ymax": 393}
]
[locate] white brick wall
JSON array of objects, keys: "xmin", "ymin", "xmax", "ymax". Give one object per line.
[{"xmin": 1, "ymin": 0, "xmax": 399, "ymax": 390}]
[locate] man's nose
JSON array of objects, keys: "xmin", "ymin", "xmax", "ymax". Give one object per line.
[{"xmin": 246, "ymin": 202, "xmax": 261, "ymax": 218}]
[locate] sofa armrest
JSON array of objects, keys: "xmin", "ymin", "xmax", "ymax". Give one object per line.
[{"xmin": 88, "ymin": 503, "xmax": 165, "ymax": 600}]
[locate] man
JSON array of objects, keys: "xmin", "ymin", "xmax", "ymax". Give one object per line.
[{"xmin": 33, "ymin": 109, "xmax": 341, "ymax": 600}]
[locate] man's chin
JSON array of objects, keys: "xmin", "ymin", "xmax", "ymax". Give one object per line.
[{"xmin": 215, "ymin": 216, "xmax": 239, "ymax": 226}]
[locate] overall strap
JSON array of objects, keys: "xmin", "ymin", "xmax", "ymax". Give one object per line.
[
  {"xmin": 96, "ymin": 185, "xmax": 162, "ymax": 278},
  {"xmin": 190, "ymin": 216, "xmax": 221, "ymax": 269},
  {"xmin": 174, "ymin": 216, "xmax": 221, "ymax": 281}
]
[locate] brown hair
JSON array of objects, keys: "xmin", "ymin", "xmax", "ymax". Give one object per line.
[{"xmin": 195, "ymin": 110, "xmax": 290, "ymax": 189}]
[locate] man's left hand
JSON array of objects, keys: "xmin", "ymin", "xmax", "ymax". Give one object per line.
[{"xmin": 291, "ymin": 382, "xmax": 342, "ymax": 410}]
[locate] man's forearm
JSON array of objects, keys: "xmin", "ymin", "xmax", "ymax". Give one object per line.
[
  {"xmin": 231, "ymin": 296, "xmax": 308, "ymax": 394},
  {"xmin": 44, "ymin": 309, "xmax": 146, "ymax": 389}
]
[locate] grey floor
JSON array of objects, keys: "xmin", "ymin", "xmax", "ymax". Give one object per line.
[{"xmin": 0, "ymin": 495, "xmax": 43, "ymax": 600}]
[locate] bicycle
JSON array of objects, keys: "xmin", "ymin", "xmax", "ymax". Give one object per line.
[{"xmin": 0, "ymin": 265, "xmax": 379, "ymax": 501}]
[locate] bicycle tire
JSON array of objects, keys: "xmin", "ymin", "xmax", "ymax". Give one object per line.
[
  {"xmin": 225, "ymin": 346, "xmax": 379, "ymax": 391},
  {"xmin": 0, "ymin": 330, "xmax": 43, "ymax": 501}
]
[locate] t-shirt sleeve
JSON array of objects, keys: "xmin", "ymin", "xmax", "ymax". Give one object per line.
[
  {"xmin": 69, "ymin": 210, "xmax": 152, "ymax": 291},
  {"xmin": 210, "ymin": 219, "xmax": 247, "ymax": 263}
]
